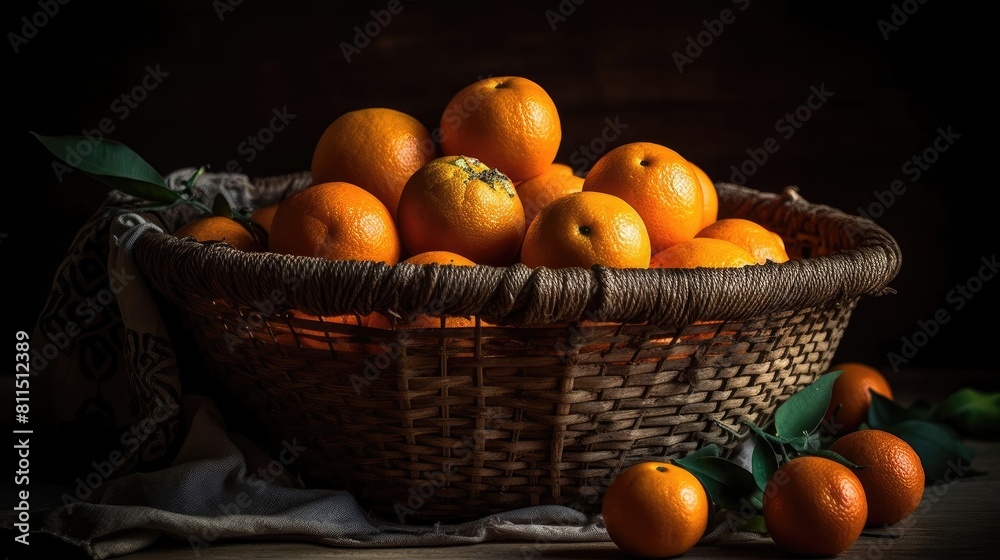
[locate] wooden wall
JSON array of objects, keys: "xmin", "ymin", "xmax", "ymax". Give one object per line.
[{"xmin": 8, "ymin": 0, "xmax": 989, "ymax": 375}]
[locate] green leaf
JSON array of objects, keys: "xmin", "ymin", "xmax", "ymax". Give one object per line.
[
  {"xmin": 774, "ymin": 370, "xmax": 844, "ymax": 439},
  {"xmin": 867, "ymin": 391, "xmax": 912, "ymax": 430},
  {"xmin": 686, "ymin": 444, "xmax": 722, "ymax": 459},
  {"xmin": 213, "ymin": 192, "xmax": 233, "ymax": 218},
  {"xmin": 742, "ymin": 420, "xmax": 791, "ymax": 446},
  {"xmin": 788, "ymin": 434, "xmax": 811, "ymax": 452},
  {"xmin": 713, "ymin": 419, "xmax": 744, "ymax": 441},
  {"xmin": 673, "ymin": 456, "xmax": 760, "ymax": 512},
  {"xmin": 934, "ymin": 388, "xmax": 1000, "ymax": 440},
  {"xmin": 30, "ymin": 132, "xmax": 178, "ymax": 203},
  {"xmin": 888, "ymin": 419, "xmax": 976, "ymax": 483},
  {"xmin": 184, "ymin": 165, "xmax": 208, "ymax": 193},
  {"xmin": 786, "ymin": 431, "xmax": 822, "ymax": 453},
  {"xmin": 744, "ymin": 422, "xmax": 794, "ymax": 465},
  {"xmin": 751, "ymin": 435, "xmax": 779, "ymax": 492},
  {"xmin": 907, "ymin": 398, "xmax": 937, "ymax": 421},
  {"xmin": 735, "ymin": 514, "xmax": 768, "ymax": 534},
  {"xmin": 797, "ymin": 448, "xmax": 865, "ymax": 470},
  {"xmin": 748, "ymin": 489, "xmax": 763, "ymax": 512}
]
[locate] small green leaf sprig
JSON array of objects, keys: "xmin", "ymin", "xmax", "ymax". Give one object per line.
[
  {"xmin": 671, "ymin": 369, "xmax": 996, "ymax": 533},
  {"xmin": 31, "ymin": 133, "xmax": 254, "ymax": 226}
]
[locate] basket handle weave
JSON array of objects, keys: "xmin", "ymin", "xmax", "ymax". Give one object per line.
[{"xmin": 130, "ymin": 182, "xmax": 902, "ymax": 327}]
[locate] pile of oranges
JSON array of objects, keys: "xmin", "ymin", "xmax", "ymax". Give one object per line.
[
  {"xmin": 171, "ymin": 77, "xmax": 927, "ymax": 557},
  {"xmin": 174, "ymin": 75, "xmax": 789, "ymax": 275},
  {"xmin": 602, "ymin": 362, "xmax": 926, "ymax": 558}
]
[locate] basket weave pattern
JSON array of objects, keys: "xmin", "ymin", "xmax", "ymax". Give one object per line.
[{"xmin": 133, "ymin": 178, "xmax": 901, "ymax": 521}]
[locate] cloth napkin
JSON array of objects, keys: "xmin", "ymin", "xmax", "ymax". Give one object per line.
[{"xmin": 3, "ymin": 169, "xmax": 765, "ymax": 559}]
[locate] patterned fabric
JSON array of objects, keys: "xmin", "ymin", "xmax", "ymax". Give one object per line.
[
  {"xmin": 31, "ymin": 168, "xmax": 299, "ymax": 477},
  {"xmin": 32, "ymin": 199, "xmax": 166, "ymax": 475}
]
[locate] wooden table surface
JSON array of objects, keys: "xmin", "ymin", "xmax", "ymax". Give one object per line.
[
  {"xmin": 121, "ymin": 439, "xmax": 999, "ymax": 559},
  {"xmin": 115, "ymin": 368, "xmax": 999, "ymax": 560}
]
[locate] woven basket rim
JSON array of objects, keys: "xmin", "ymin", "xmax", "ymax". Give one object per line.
[{"xmin": 129, "ymin": 178, "xmax": 902, "ymax": 327}]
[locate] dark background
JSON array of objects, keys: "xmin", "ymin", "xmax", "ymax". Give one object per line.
[{"xmin": 4, "ymin": 0, "xmax": 993, "ymax": 383}]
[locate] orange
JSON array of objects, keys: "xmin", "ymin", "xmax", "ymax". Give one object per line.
[
  {"xmin": 548, "ymin": 162, "xmax": 576, "ymax": 176},
  {"xmin": 520, "ymin": 191, "xmax": 651, "ymax": 270},
  {"xmin": 601, "ymin": 461, "xmax": 710, "ymax": 558},
  {"xmin": 369, "ymin": 250, "xmax": 480, "ymax": 328},
  {"xmin": 268, "ymin": 181, "xmax": 401, "ymax": 264},
  {"xmin": 516, "ymin": 164, "xmax": 585, "ymax": 225},
  {"xmin": 689, "ymin": 162, "xmax": 719, "ymax": 229},
  {"xmin": 695, "ymin": 218, "xmax": 789, "ymax": 265},
  {"xmin": 403, "ymin": 250, "xmax": 476, "ymax": 267},
  {"xmin": 439, "ymin": 76, "xmax": 561, "ymax": 183},
  {"xmin": 770, "ymin": 231, "xmax": 786, "ymax": 254},
  {"xmin": 173, "ymin": 215, "xmax": 263, "ymax": 252},
  {"xmin": 650, "ymin": 238, "xmax": 756, "ymax": 269},
  {"xmin": 823, "ymin": 362, "xmax": 894, "ymax": 436},
  {"xmin": 583, "ymin": 142, "xmax": 703, "ymax": 255},
  {"xmin": 829, "ymin": 429, "xmax": 925, "ymax": 527},
  {"xmin": 250, "ymin": 203, "xmax": 279, "ymax": 233},
  {"xmin": 396, "ymin": 155, "xmax": 524, "ymax": 266},
  {"xmin": 311, "ymin": 107, "xmax": 435, "ymax": 219},
  {"xmin": 762, "ymin": 456, "xmax": 867, "ymax": 557},
  {"xmin": 272, "ymin": 310, "xmax": 366, "ymax": 350},
  {"xmin": 367, "ymin": 311, "xmax": 479, "ymax": 330}
]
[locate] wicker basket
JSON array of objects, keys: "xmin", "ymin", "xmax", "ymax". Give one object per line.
[{"xmin": 131, "ymin": 175, "xmax": 901, "ymax": 522}]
